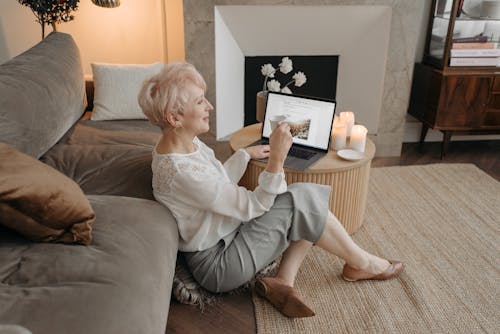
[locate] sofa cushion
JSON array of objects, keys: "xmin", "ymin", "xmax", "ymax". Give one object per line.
[
  {"xmin": 0, "ymin": 195, "xmax": 178, "ymax": 334},
  {"xmin": 0, "ymin": 32, "xmax": 86, "ymax": 158},
  {"xmin": 41, "ymin": 119, "xmax": 161, "ymax": 200},
  {"xmin": 0, "ymin": 143, "xmax": 94, "ymax": 245},
  {"xmin": 0, "ymin": 325, "xmax": 32, "ymax": 334},
  {"xmin": 90, "ymin": 62, "xmax": 163, "ymax": 121}
]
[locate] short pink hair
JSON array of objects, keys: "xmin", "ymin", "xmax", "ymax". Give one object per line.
[{"xmin": 138, "ymin": 62, "xmax": 206, "ymax": 128}]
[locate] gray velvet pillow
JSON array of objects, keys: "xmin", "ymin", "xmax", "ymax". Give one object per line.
[{"xmin": 0, "ymin": 32, "xmax": 86, "ymax": 158}]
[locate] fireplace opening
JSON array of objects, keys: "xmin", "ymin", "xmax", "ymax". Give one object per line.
[{"xmin": 244, "ymin": 55, "xmax": 339, "ymax": 125}]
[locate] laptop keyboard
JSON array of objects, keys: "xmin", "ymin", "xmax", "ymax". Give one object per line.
[
  {"xmin": 251, "ymin": 140, "xmax": 316, "ymax": 161},
  {"xmin": 289, "ymin": 147, "xmax": 315, "ymax": 160}
]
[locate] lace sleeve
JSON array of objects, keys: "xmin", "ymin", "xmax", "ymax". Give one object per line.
[
  {"xmin": 152, "ymin": 157, "xmax": 177, "ymax": 195},
  {"xmin": 153, "ymin": 156, "xmax": 211, "ymax": 195}
]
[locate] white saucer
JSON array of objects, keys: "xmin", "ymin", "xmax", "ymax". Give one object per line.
[{"xmin": 337, "ymin": 149, "xmax": 364, "ymax": 161}]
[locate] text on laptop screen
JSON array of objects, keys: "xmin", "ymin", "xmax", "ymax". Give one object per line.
[{"xmin": 262, "ymin": 93, "xmax": 336, "ymax": 150}]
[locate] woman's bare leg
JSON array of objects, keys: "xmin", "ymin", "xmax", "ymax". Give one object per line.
[
  {"xmin": 316, "ymin": 211, "xmax": 390, "ymax": 274},
  {"xmin": 274, "ymin": 240, "xmax": 313, "ymax": 286},
  {"xmin": 257, "ymin": 239, "xmax": 316, "ymax": 317},
  {"xmin": 259, "ymin": 211, "xmax": 396, "ymax": 318},
  {"xmin": 273, "ymin": 211, "xmax": 390, "ymax": 286}
]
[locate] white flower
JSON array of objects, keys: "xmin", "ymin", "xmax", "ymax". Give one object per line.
[
  {"xmin": 279, "ymin": 57, "xmax": 293, "ymax": 74},
  {"xmin": 293, "ymin": 71, "xmax": 307, "ymax": 87},
  {"xmin": 261, "ymin": 64, "xmax": 276, "ymax": 78},
  {"xmin": 267, "ymin": 79, "xmax": 281, "ymax": 92},
  {"xmin": 260, "ymin": 57, "xmax": 307, "ymax": 93}
]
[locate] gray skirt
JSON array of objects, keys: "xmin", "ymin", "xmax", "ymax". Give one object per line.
[{"xmin": 183, "ymin": 182, "xmax": 331, "ymax": 293}]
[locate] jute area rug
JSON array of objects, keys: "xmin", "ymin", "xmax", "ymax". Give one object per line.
[{"xmin": 253, "ymin": 164, "xmax": 499, "ymax": 333}]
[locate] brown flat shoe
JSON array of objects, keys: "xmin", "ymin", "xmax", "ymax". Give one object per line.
[
  {"xmin": 342, "ymin": 260, "xmax": 404, "ymax": 282},
  {"xmin": 255, "ymin": 277, "xmax": 315, "ymax": 318}
]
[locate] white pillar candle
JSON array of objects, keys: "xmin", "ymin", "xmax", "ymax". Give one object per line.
[
  {"xmin": 349, "ymin": 125, "xmax": 368, "ymax": 153},
  {"xmin": 339, "ymin": 111, "xmax": 355, "ymax": 137},
  {"xmin": 331, "ymin": 122, "xmax": 347, "ymax": 150},
  {"xmin": 332, "ymin": 115, "xmax": 341, "ymax": 127}
]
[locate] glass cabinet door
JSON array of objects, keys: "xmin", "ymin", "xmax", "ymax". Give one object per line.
[
  {"xmin": 428, "ymin": 0, "xmax": 454, "ymax": 65},
  {"xmin": 425, "ymin": 0, "xmax": 500, "ymax": 68},
  {"xmin": 454, "ymin": 0, "xmax": 500, "ymax": 42}
]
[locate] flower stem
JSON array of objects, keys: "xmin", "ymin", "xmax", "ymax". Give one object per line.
[
  {"xmin": 283, "ymin": 80, "xmax": 294, "ymax": 88},
  {"xmin": 263, "ymin": 76, "xmax": 269, "ymax": 91}
]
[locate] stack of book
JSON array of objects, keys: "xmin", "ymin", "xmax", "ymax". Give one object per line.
[{"xmin": 449, "ymin": 36, "xmax": 500, "ymax": 67}]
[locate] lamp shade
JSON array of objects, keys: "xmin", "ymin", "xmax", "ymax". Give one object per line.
[{"xmin": 92, "ymin": 0, "xmax": 120, "ymax": 8}]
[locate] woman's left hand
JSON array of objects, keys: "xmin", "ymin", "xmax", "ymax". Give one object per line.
[{"xmin": 245, "ymin": 145, "xmax": 270, "ymax": 159}]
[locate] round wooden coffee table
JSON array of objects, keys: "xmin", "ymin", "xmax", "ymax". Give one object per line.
[{"xmin": 229, "ymin": 123, "xmax": 375, "ymax": 235}]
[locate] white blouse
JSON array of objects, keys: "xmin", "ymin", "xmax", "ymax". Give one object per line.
[{"xmin": 152, "ymin": 137, "xmax": 287, "ymax": 252}]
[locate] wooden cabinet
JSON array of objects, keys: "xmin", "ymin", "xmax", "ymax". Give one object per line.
[
  {"xmin": 485, "ymin": 77, "xmax": 500, "ymax": 126},
  {"xmin": 408, "ymin": 0, "xmax": 500, "ymax": 158}
]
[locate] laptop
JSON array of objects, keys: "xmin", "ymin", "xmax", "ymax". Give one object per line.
[{"xmin": 250, "ymin": 91, "xmax": 336, "ymax": 170}]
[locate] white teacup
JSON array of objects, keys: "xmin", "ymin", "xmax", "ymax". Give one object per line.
[{"xmin": 269, "ymin": 115, "xmax": 287, "ymax": 131}]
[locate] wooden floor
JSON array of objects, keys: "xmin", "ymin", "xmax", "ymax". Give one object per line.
[
  {"xmin": 165, "ymin": 139, "xmax": 500, "ymax": 334},
  {"xmin": 372, "ymin": 140, "xmax": 500, "ymax": 181}
]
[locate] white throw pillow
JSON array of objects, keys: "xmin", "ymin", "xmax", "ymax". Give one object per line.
[{"xmin": 90, "ymin": 62, "xmax": 164, "ymax": 121}]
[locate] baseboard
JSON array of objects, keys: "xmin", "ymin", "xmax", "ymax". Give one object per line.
[{"xmin": 404, "ymin": 117, "xmax": 500, "ymax": 143}]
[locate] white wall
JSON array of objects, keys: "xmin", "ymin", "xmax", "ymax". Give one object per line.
[
  {"xmin": 0, "ymin": 0, "xmax": 165, "ymax": 75},
  {"xmin": 215, "ymin": 7, "xmax": 245, "ymax": 140}
]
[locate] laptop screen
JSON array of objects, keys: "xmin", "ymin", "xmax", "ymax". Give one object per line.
[{"xmin": 262, "ymin": 92, "xmax": 336, "ymax": 151}]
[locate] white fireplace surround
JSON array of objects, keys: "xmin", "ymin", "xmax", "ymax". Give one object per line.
[{"xmin": 214, "ymin": 5, "xmax": 392, "ymax": 140}]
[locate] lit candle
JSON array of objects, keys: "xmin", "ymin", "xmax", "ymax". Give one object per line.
[
  {"xmin": 331, "ymin": 122, "xmax": 347, "ymax": 151},
  {"xmin": 339, "ymin": 111, "xmax": 355, "ymax": 137},
  {"xmin": 332, "ymin": 115, "xmax": 340, "ymax": 127},
  {"xmin": 349, "ymin": 125, "xmax": 368, "ymax": 153}
]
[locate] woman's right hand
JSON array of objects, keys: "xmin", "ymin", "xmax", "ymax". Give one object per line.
[{"xmin": 266, "ymin": 122, "xmax": 292, "ymax": 173}]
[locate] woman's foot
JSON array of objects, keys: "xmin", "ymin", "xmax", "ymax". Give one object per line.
[
  {"xmin": 342, "ymin": 260, "xmax": 404, "ymax": 282},
  {"xmin": 255, "ymin": 277, "xmax": 315, "ymax": 318}
]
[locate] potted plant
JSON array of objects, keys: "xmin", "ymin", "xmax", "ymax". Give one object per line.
[
  {"xmin": 18, "ymin": 0, "xmax": 80, "ymax": 39},
  {"xmin": 256, "ymin": 57, "xmax": 307, "ymax": 122}
]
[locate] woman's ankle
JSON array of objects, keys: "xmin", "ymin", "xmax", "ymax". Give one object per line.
[
  {"xmin": 272, "ymin": 275, "xmax": 294, "ymax": 287},
  {"xmin": 345, "ymin": 253, "xmax": 370, "ymax": 271},
  {"xmin": 345, "ymin": 253, "xmax": 390, "ymax": 274},
  {"xmin": 356, "ymin": 256, "xmax": 390, "ymax": 274}
]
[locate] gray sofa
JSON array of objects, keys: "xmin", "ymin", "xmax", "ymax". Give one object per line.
[{"xmin": 0, "ymin": 32, "xmax": 178, "ymax": 334}]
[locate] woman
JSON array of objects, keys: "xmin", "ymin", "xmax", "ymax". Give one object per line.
[{"xmin": 138, "ymin": 62, "xmax": 404, "ymax": 318}]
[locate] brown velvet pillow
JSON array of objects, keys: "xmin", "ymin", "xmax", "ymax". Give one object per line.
[{"xmin": 0, "ymin": 143, "xmax": 95, "ymax": 245}]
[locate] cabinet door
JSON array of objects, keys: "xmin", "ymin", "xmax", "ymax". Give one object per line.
[
  {"xmin": 436, "ymin": 75, "xmax": 491, "ymax": 128},
  {"xmin": 484, "ymin": 77, "xmax": 500, "ymax": 127}
]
